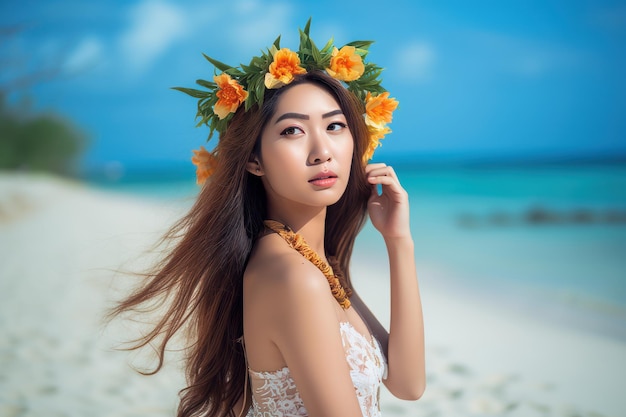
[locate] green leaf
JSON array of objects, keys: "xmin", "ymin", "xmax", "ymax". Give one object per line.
[
  {"xmin": 225, "ymin": 67, "xmax": 245, "ymax": 77},
  {"xmin": 272, "ymin": 35, "xmax": 281, "ymax": 49},
  {"xmin": 345, "ymin": 40, "xmax": 374, "ymax": 50},
  {"xmin": 171, "ymin": 87, "xmax": 210, "ymax": 99},
  {"xmin": 202, "ymin": 54, "xmax": 233, "ymax": 72},
  {"xmin": 321, "ymin": 37, "xmax": 334, "ymax": 53},
  {"xmin": 255, "ymin": 78, "xmax": 266, "ymax": 106},
  {"xmin": 196, "ymin": 79, "xmax": 216, "ymax": 90},
  {"xmin": 310, "ymin": 38, "xmax": 322, "ymax": 63},
  {"xmin": 303, "ymin": 17, "xmax": 312, "ymax": 37}
]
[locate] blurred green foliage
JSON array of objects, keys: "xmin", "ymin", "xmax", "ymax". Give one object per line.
[{"xmin": 0, "ymin": 96, "xmax": 87, "ymax": 176}]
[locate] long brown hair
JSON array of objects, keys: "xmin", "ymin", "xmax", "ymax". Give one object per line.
[{"xmin": 109, "ymin": 71, "xmax": 372, "ymax": 417}]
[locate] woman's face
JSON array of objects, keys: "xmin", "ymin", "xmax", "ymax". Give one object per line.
[{"xmin": 254, "ymin": 82, "xmax": 355, "ymax": 212}]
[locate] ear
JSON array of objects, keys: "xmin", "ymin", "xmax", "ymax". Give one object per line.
[{"xmin": 246, "ymin": 157, "xmax": 264, "ymax": 176}]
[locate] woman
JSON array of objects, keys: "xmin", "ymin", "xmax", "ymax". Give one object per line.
[{"xmin": 110, "ymin": 21, "xmax": 425, "ymax": 417}]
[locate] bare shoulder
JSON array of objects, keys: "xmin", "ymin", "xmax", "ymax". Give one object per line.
[
  {"xmin": 243, "ymin": 233, "xmax": 340, "ymax": 373},
  {"xmin": 244, "ymin": 234, "xmax": 335, "ymax": 318},
  {"xmin": 245, "ymin": 233, "xmax": 328, "ymax": 292}
]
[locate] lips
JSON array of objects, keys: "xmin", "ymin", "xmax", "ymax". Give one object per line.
[{"xmin": 308, "ymin": 171, "xmax": 338, "ymax": 187}]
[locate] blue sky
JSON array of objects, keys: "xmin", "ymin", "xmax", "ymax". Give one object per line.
[{"xmin": 2, "ymin": 0, "xmax": 625, "ymax": 174}]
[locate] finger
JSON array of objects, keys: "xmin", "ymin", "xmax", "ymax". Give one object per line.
[
  {"xmin": 367, "ymin": 166, "xmax": 398, "ymax": 181},
  {"xmin": 369, "ymin": 182, "xmax": 380, "ymax": 198},
  {"xmin": 364, "ymin": 163, "xmax": 387, "ymax": 175},
  {"xmin": 367, "ymin": 172, "xmax": 406, "ymax": 198},
  {"xmin": 367, "ymin": 174, "xmax": 398, "ymax": 186}
]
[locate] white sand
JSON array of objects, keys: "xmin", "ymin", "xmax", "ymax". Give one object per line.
[{"xmin": 1, "ymin": 173, "xmax": 624, "ymax": 417}]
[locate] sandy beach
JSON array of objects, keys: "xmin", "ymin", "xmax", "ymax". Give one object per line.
[{"xmin": 1, "ymin": 172, "xmax": 624, "ymax": 417}]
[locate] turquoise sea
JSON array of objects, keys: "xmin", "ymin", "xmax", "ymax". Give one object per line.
[{"xmin": 91, "ymin": 161, "xmax": 626, "ymax": 341}]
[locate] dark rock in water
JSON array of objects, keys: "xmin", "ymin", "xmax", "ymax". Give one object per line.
[
  {"xmin": 569, "ymin": 209, "xmax": 595, "ymax": 224},
  {"xmin": 487, "ymin": 211, "xmax": 514, "ymax": 226},
  {"xmin": 525, "ymin": 207, "xmax": 561, "ymax": 224},
  {"xmin": 456, "ymin": 206, "xmax": 626, "ymax": 228},
  {"xmin": 604, "ymin": 210, "xmax": 626, "ymax": 224},
  {"xmin": 457, "ymin": 213, "xmax": 480, "ymax": 228}
]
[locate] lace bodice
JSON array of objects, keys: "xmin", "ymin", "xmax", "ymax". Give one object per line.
[{"xmin": 245, "ymin": 322, "xmax": 387, "ymax": 417}]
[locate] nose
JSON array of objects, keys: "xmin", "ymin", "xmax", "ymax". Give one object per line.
[{"xmin": 308, "ymin": 130, "xmax": 332, "ymax": 165}]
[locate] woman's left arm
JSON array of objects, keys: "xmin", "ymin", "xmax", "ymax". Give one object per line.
[{"xmin": 366, "ymin": 163, "xmax": 425, "ymax": 400}]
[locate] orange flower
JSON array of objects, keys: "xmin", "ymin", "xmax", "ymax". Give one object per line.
[
  {"xmin": 264, "ymin": 48, "xmax": 307, "ymax": 89},
  {"xmin": 213, "ymin": 73, "xmax": 248, "ymax": 119},
  {"xmin": 363, "ymin": 125, "xmax": 391, "ymax": 162},
  {"xmin": 326, "ymin": 46, "xmax": 365, "ymax": 82},
  {"xmin": 191, "ymin": 146, "xmax": 217, "ymax": 185},
  {"xmin": 365, "ymin": 92, "xmax": 399, "ymax": 130}
]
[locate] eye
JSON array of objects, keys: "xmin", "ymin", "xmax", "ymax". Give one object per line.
[
  {"xmin": 280, "ymin": 126, "xmax": 304, "ymax": 136},
  {"xmin": 327, "ymin": 122, "xmax": 348, "ymax": 132}
]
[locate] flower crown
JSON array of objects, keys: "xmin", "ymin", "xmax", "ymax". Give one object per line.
[{"xmin": 176, "ymin": 19, "xmax": 398, "ymax": 185}]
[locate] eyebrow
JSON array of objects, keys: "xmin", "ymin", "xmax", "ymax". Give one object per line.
[{"xmin": 274, "ymin": 109, "xmax": 344, "ymax": 124}]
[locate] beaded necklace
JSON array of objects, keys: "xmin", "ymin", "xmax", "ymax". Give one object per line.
[{"xmin": 263, "ymin": 220, "xmax": 351, "ymax": 309}]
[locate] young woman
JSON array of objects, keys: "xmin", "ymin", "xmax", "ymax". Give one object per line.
[{"xmin": 110, "ymin": 21, "xmax": 425, "ymax": 417}]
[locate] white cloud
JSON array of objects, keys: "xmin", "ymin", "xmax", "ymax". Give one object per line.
[
  {"xmin": 394, "ymin": 41, "xmax": 436, "ymax": 83},
  {"xmin": 230, "ymin": 2, "xmax": 294, "ymax": 49},
  {"xmin": 466, "ymin": 30, "xmax": 583, "ymax": 78},
  {"xmin": 119, "ymin": 0, "xmax": 188, "ymax": 73},
  {"xmin": 512, "ymin": 55, "xmax": 550, "ymax": 77},
  {"xmin": 64, "ymin": 37, "xmax": 104, "ymax": 73},
  {"xmin": 507, "ymin": 47, "xmax": 583, "ymax": 78},
  {"xmin": 235, "ymin": 0, "xmax": 260, "ymax": 14},
  {"xmin": 148, "ymin": 0, "xmax": 294, "ymax": 64}
]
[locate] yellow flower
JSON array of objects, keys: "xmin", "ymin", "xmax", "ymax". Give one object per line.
[
  {"xmin": 191, "ymin": 146, "xmax": 217, "ymax": 185},
  {"xmin": 364, "ymin": 92, "xmax": 399, "ymax": 130},
  {"xmin": 362, "ymin": 92, "xmax": 397, "ymax": 162},
  {"xmin": 363, "ymin": 125, "xmax": 391, "ymax": 162},
  {"xmin": 213, "ymin": 73, "xmax": 248, "ymax": 120},
  {"xmin": 326, "ymin": 46, "xmax": 365, "ymax": 82},
  {"xmin": 264, "ymin": 48, "xmax": 307, "ymax": 89}
]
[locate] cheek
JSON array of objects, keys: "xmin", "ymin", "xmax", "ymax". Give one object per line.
[
  {"xmin": 261, "ymin": 142, "xmax": 304, "ymax": 174},
  {"xmin": 260, "ymin": 146, "xmax": 302, "ymax": 184},
  {"xmin": 337, "ymin": 137, "xmax": 355, "ymax": 164},
  {"xmin": 347, "ymin": 139, "xmax": 355, "ymax": 157},
  {"xmin": 261, "ymin": 133, "xmax": 307, "ymax": 159}
]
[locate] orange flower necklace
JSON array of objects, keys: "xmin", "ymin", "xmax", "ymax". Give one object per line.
[{"xmin": 263, "ymin": 220, "xmax": 352, "ymax": 309}]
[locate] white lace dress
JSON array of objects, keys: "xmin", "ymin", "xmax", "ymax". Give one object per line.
[{"xmin": 245, "ymin": 322, "xmax": 387, "ymax": 417}]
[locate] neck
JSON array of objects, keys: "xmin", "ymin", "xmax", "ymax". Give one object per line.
[{"xmin": 266, "ymin": 205, "xmax": 327, "ymax": 256}]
